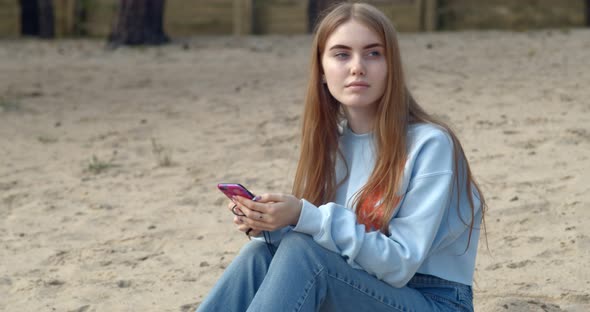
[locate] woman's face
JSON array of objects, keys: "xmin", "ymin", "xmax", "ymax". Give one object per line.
[{"xmin": 321, "ymin": 20, "xmax": 387, "ymax": 116}]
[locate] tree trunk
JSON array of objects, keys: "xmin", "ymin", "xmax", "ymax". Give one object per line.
[
  {"xmin": 38, "ymin": 0, "xmax": 54, "ymax": 38},
  {"xmin": 108, "ymin": 0, "xmax": 170, "ymax": 47},
  {"xmin": 21, "ymin": 0, "xmax": 54, "ymax": 37},
  {"xmin": 307, "ymin": 0, "xmax": 345, "ymax": 33},
  {"xmin": 20, "ymin": 0, "xmax": 40, "ymax": 36},
  {"xmin": 73, "ymin": 0, "xmax": 87, "ymax": 36}
]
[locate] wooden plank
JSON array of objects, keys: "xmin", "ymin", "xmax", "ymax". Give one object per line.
[
  {"xmin": 166, "ymin": 7, "xmax": 234, "ymax": 20},
  {"xmin": 374, "ymin": 3, "xmax": 422, "ymax": 32},
  {"xmin": 84, "ymin": 0, "xmax": 118, "ymax": 37},
  {"xmin": 0, "ymin": 2, "xmax": 19, "ymax": 37},
  {"xmin": 165, "ymin": 1, "xmax": 234, "ymax": 36},
  {"xmin": 422, "ymin": 0, "xmax": 438, "ymax": 31},
  {"xmin": 186, "ymin": 0, "xmax": 234, "ymax": 8},
  {"xmin": 233, "ymin": 0, "xmax": 253, "ymax": 35},
  {"xmin": 166, "ymin": 21, "xmax": 233, "ymax": 35},
  {"xmin": 439, "ymin": 0, "xmax": 585, "ymax": 30},
  {"xmin": 54, "ymin": 0, "xmax": 77, "ymax": 37},
  {"xmin": 255, "ymin": 2, "xmax": 307, "ymax": 34}
]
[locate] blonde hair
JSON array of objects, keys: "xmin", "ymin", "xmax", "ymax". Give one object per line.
[{"xmin": 293, "ymin": 3, "xmax": 486, "ymax": 245}]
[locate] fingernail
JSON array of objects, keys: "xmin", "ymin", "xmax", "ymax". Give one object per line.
[{"xmin": 253, "ymin": 195, "xmax": 261, "ymax": 201}]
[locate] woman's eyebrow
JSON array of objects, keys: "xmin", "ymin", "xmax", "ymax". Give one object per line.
[{"xmin": 328, "ymin": 43, "xmax": 383, "ymax": 50}]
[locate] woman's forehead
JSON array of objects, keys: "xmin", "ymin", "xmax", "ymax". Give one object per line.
[{"xmin": 325, "ymin": 20, "xmax": 383, "ymax": 49}]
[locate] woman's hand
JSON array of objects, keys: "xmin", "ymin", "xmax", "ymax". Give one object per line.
[
  {"xmin": 232, "ymin": 193, "xmax": 303, "ymax": 232},
  {"xmin": 227, "ymin": 201, "xmax": 261, "ymax": 237}
]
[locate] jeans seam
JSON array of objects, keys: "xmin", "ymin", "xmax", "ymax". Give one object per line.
[
  {"xmin": 423, "ymin": 293, "xmax": 470, "ymax": 312},
  {"xmin": 327, "ymin": 272, "xmax": 411, "ymax": 312},
  {"xmin": 292, "ymin": 265, "xmax": 325, "ymax": 312}
]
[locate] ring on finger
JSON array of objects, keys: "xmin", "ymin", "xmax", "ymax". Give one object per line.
[{"xmin": 231, "ymin": 204, "xmax": 246, "ymax": 217}]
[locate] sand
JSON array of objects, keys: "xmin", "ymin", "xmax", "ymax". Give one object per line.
[{"xmin": 0, "ymin": 29, "xmax": 589, "ymax": 312}]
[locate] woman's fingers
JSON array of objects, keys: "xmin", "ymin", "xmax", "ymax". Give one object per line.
[
  {"xmin": 238, "ymin": 224, "xmax": 251, "ymax": 233},
  {"xmin": 239, "ymin": 217, "xmax": 277, "ymax": 231},
  {"xmin": 247, "ymin": 229, "xmax": 262, "ymax": 237},
  {"xmin": 233, "ymin": 194, "xmax": 298, "ymax": 229},
  {"xmin": 229, "ymin": 197, "xmax": 278, "ymax": 234},
  {"xmin": 235, "ymin": 214, "xmax": 273, "ymax": 232},
  {"xmin": 255, "ymin": 193, "xmax": 285, "ymax": 203},
  {"xmin": 242, "ymin": 205, "xmax": 270, "ymax": 221},
  {"xmin": 234, "ymin": 196, "xmax": 271, "ymax": 214},
  {"xmin": 232, "ymin": 194, "xmax": 301, "ymax": 230},
  {"xmin": 228, "ymin": 199, "xmax": 248, "ymax": 217}
]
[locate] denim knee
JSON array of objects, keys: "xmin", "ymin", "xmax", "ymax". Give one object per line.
[
  {"xmin": 276, "ymin": 232, "xmax": 328, "ymax": 264},
  {"xmin": 279, "ymin": 232, "xmax": 316, "ymax": 250},
  {"xmin": 237, "ymin": 240, "xmax": 273, "ymax": 265}
]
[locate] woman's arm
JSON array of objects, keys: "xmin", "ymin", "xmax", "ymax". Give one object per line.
[
  {"xmin": 234, "ymin": 130, "xmax": 461, "ymax": 287},
  {"xmin": 294, "ymin": 171, "xmax": 452, "ymax": 287}
]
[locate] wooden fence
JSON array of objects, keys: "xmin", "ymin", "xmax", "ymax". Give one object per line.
[
  {"xmin": 440, "ymin": 0, "xmax": 586, "ymax": 30},
  {"xmin": 0, "ymin": 0, "xmax": 19, "ymax": 37},
  {"xmin": 0, "ymin": 0, "xmax": 586, "ymax": 38}
]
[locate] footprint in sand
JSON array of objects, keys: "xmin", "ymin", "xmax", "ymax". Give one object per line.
[
  {"xmin": 506, "ymin": 259, "xmax": 535, "ymax": 269},
  {"xmin": 502, "ymin": 235, "xmax": 519, "ymax": 247},
  {"xmin": 485, "ymin": 263, "xmax": 503, "ymax": 271},
  {"xmin": 0, "ymin": 180, "xmax": 18, "ymax": 191},
  {"xmin": 180, "ymin": 302, "xmax": 200, "ymax": 312},
  {"xmin": 68, "ymin": 305, "xmax": 91, "ymax": 312},
  {"xmin": 261, "ymin": 134, "xmax": 297, "ymax": 147},
  {"xmin": 527, "ymin": 236, "xmax": 544, "ymax": 243},
  {"xmin": 537, "ymin": 248, "xmax": 564, "ymax": 259},
  {"xmin": 565, "ymin": 128, "xmax": 590, "ymax": 143},
  {"xmin": 499, "ymin": 298, "xmax": 564, "ymax": 311}
]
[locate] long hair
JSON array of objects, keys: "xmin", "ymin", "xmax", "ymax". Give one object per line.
[{"xmin": 292, "ymin": 3, "xmax": 486, "ymax": 244}]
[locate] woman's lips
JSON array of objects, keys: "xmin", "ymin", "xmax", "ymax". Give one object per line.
[
  {"xmin": 346, "ymin": 81, "xmax": 370, "ymax": 88},
  {"xmin": 346, "ymin": 81, "xmax": 370, "ymax": 90}
]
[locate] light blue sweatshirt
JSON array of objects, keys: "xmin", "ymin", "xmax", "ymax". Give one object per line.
[{"xmin": 261, "ymin": 122, "xmax": 482, "ymax": 288}]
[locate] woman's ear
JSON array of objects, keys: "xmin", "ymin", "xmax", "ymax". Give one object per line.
[{"xmin": 321, "ymin": 75, "xmax": 327, "ymax": 83}]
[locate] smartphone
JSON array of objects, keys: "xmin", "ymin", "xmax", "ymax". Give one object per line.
[
  {"xmin": 217, "ymin": 183, "xmax": 256, "ymax": 200},
  {"xmin": 217, "ymin": 183, "xmax": 274, "ymax": 255}
]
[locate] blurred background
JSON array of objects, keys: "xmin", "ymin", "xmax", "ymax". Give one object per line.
[{"xmin": 0, "ymin": 0, "xmax": 588, "ymax": 43}]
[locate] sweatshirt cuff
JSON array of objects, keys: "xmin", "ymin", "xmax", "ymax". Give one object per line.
[{"xmin": 292, "ymin": 199, "xmax": 323, "ymax": 237}]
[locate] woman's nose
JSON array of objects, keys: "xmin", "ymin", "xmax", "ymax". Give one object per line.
[{"xmin": 350, "ymin": 57, "xmax": 366, "ymax": 76}]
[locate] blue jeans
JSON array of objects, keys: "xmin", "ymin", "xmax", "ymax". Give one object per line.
[{"xmin": 197, "ymin": 232, "xmax": 473, "ymax": 312}]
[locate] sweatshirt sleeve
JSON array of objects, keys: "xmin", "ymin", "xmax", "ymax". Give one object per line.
[{"xmin": 292, "ymin": 130, "xmax": 455, "ymax": 288}]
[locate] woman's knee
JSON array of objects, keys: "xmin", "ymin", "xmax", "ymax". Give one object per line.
[
  {"xmin": 280, "ymin": 231, "xmax": 315, "ymax": 249},
  {"xmin": 235, "ymin": 240, "xmax": 273, "ymax": 265},
  {"xmin": 276, "ymin": 232, "xmax": 329, "ymax": 263}
]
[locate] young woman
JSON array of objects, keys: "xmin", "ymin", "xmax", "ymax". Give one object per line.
[{"xmin": 197, "ymin": 2, "xmax": 486, "ymax": 312}]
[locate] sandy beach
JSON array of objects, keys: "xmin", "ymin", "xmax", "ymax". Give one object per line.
[{"xmin": 1, "ymin": 29, "xmax": 589, "ymax": 311}]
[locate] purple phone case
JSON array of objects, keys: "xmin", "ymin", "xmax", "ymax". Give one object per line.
[{"xmin": 217, "ymin": 183, "xmax": 255, "ymax": 200}]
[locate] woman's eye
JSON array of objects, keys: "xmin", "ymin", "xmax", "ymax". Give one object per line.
[
  {"xmin": 367, "ymin": 50, "xmax": 381, "ymax": 57},
  {"xmin": 334, "ymin": 52, "xmax": 349, "ymax": 58}
]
